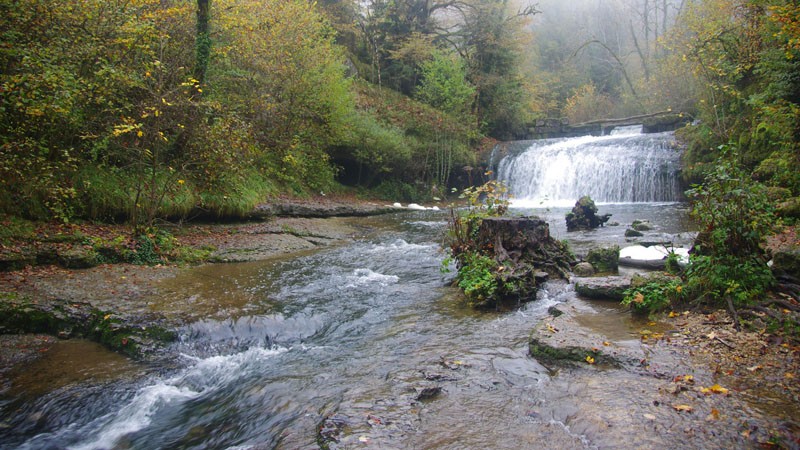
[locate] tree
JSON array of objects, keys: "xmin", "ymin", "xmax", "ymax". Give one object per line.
[{"xmin": 415, "ymin": 50, "xmax": 476, "ymax": 117}]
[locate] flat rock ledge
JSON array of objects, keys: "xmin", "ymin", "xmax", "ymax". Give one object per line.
[
  {"xmin": 0, "ymin": 295, "xmax": 176, "ymax": 359},
  {"xmin": 250, "ymin": 200, "xmax": 401, "ymax": 219},
  {"xmin": 573, "ymin": 276, "xmax": 632, "ymax": 300}
]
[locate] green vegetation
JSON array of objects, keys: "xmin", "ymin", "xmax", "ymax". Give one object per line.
[
  {"xmin": 623, "ymin": 278, "xmax": 684, "ymax": 316},
  {"xmin": 443, "ymin": 180, "xmax": 511, "ymax": 308},
  {"xmin": 0, "ymin": 0, "xmax": 542, "ymax": 229},
  {"xmin": 685, "ymin": 153, "xmax": 779, "ymax": 307}
]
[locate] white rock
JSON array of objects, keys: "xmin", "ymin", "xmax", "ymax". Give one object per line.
[
  {"xmin": 392, "ymin": 202, "xmax": 403, "ymax": 208},
  {"xmin": 407, "ymin": 203, "xmax": 426, "ymax": 210}
]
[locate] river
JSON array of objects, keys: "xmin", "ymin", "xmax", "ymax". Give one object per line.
[{"xmin": 1, "ymin": 201, "xmax": 694, "ymax": 449}]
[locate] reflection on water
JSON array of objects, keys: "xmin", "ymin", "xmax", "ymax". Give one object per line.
[{"xmin": 5, "ymin": 340, "xmax": 144, "ymax": 398}]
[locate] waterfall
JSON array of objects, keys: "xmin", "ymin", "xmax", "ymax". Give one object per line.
[{"xmin": 495, "ymin": 129, "xmax": 683, "ymax": 207}]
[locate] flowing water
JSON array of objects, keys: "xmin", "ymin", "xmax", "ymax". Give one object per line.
[{"xmin": 2, "ymin": 131, "xmax": 701, "ymax": 449}]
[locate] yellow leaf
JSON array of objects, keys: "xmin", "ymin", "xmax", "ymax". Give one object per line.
[
  {"xmin": 602, "ymin": 341, "xmax": 610, "ymax": 346},
  {"xmin": 785, "ymin": 372, "xmax": 795, "ymax": 379},
  {"xmin": 585, "ymin": 355, "xmax": 595, "ymax": 364},
  {"xmin": 673, "ymin": 404, "xmax": 693, "ymax": 412},
  {"xmin": 136, "ymin": 130, "xmax": 143, "ymax": 137},
  {"xmin": 668, "ymin": 311, "xmax": 679, "ymax": 318},
  {"xmin": 700, "ymin": 384, "xmax": 729, "ymax": 395},
  {"xmin": 103, "ymin": 314, "xmax": 112, "ymax": 320}
]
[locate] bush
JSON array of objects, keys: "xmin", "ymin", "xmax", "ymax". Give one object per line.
[{"xmin": 685, "ymin": 148, "xmax": 778, "ymax": 306}]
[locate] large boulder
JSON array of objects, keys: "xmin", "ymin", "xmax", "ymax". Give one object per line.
[{"xmin": 565, "ymin": 196, "xmax": 611, "ymax": 231}]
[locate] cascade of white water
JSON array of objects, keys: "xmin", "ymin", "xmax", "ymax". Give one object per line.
[{"xmin": 495, "ymin": 130, "xmax": 682, "ymax": 206}]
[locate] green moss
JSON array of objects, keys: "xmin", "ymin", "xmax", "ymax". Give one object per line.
[
  {"xmin": 529, "ymin": 338, "xmax": 616, "ymax": 367},
  {"xmin": 587, "ymin": 246, "xmax": 619, "ymax": 274},
  {"xmin": 0, "ymin": 293, "xmax": 175, "ymax": 359}
]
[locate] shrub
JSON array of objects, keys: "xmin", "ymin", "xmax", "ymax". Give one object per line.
[
  {"xmin": 685, "ymin": 148, "xmax": 778, "ymax": 306},
  {"xmin": 622, "ymin": 278, "xmax": 684, "ymax": 316}
]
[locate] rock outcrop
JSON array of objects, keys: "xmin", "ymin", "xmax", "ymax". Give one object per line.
[{"xmin": 565, "ymin": 196, "xmax": 611, "ymax": 231}]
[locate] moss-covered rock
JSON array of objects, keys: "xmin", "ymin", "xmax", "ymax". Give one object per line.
[
  {"xmin": 0, "ymin": 294, "xmax": 175, "ymax": 359},
  {"xmin": 587, "ymin": 246, "xmax": 619, "ymax": 274},
  {"xmin": 565, "ymin": 196, "xmax": 611, "ymax": 231},
  {"xmin": 529, "ymin": 338, "xmax": 618, "ymax": 367},
  {"xmin": 625, "ymin": 228, "xmax": 644, "ymax": 237},
  {"xmin": 57, "ymin": 246, "xmax": 100, "ymax": 269},
  {"xmin": 0, "ymin": 248, "xmax": 37, "ymax": 271},
  {"xmin": 777, "ymin": 197, "xmax": 800, "ymax": 220},
  {"xmin": 772, "ymin": 249, "xmax": 800, "ymax": 281}
]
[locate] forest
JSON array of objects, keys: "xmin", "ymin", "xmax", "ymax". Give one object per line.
[{"xmin": 0, "ymin": 0, "xmax": 798, "ymax": 227}]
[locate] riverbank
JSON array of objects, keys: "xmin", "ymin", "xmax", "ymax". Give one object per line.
[{"xmin": 530, "ymin": 291, "xmax": 799, "ymax": 448}]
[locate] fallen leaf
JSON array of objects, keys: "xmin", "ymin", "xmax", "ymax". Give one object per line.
[
  {"xmin": 602, "ymin": 341, "xmax": 610, "ymax": 346},
  {"xmin": 673, "ymin": 404, "xmax": 693, "ymax": 412},
  {"xmin": 668, "ymin": 311, "xmax": 680, "ymax": 318},
  {"xmin": 643, "ymin": 413, "xmax": 656, "ymax": 420},
  {"xmin": 706, "ymin": 408, "xmax": 720, "ymax": 421},
  {"xmin": 746, "ymin": 365, "xmax": 762, "ymax": 372},
  {"xmin": 585, "ymin": 355, "xmax": 595, "ymax": 364},
  {"xmin": 700, "ymin": 384, "xmax": 729, "ymax": 395},
  {"xmin": 706, "ymin": 331, "xmax": 717, "ymax": 340},
  {"xmin": 785, "ymin": 373, "xmax": 795, "ymax": 379}
]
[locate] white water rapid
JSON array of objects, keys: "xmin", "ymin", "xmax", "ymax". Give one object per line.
[{"xmin": 495, "ymin": 127, "xmax": 683, "ymax": 207}]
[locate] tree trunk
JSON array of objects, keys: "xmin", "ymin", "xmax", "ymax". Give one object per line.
[{"xmin": 195, "ymin": 0, "xmax": 211, "ymax": 85}]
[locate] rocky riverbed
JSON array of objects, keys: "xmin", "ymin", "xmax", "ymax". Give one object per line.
[{"xmin": 1, "ymin": 198, "xmax": 798, "ymax": 448}]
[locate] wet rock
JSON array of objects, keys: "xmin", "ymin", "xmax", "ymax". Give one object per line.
[
  {"xmin": 574, "ymin": 276, "xmax": 631, "ymax": 300},
  {"xmin": 0, "ymin": 295, "xmax": 175, "ymax": 359},
  {"xmin": 318, "ymin": 414, "xmax": 350, "ymax": 448},
  {"xmin": 415, "ymin": 386, "xmax": 442, "ymax": 401},
  {"xmin": 0, "ymin": 248, "xmax": 37, "ymax": 271},
  {"xmin": 252, "ymin": 201, "xmax": 399, "ymax": 219},
  {"xmin": 625, "ymin": 228, "xmax": 644, "ymax": 238},
  {"xmin": 547, "ymin": 306, "xmax": 564, "ymax": 317},
  {"xmin": 587, "ymin": 246, "xmax": 619, "ymax": 274},
  {"xmin": 529, "ymin": 338, "xmax": 619, "ymax": 367},
  {"xmin": 573, "ymin": 262, "xmax": 595, "ymax": 277},
  {"xmin": 57, "ymin": 246, "xmax": 99, "ymax": 269},
  {"xmin": 565, "ymin": 196, "xmax": 611, "ymax": 231},
  {"xmin": 631, "ymin": 220, "xmax": 653, "ymax": 232}
]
